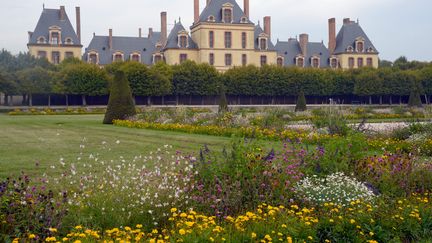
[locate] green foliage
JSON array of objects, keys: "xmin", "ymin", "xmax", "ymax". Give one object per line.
[
  {"xmin": 16, "ymin": 67, "xmax": 53, "ymax": 95},
  {"xmin": 295, "ymin": 91, "xmax": 307, "ymax": 112},
  {"xmin": 60, "ymin": 63, "xmax": 109, "ymax": 96},
  {"xmin": 103, "ymin": 71, "xmax": 136, "ymax": 124},
  {"xmin": 173, "ymin": 61, "xmax": 219, "ymax": 96},
  {"xmin": 311, "ymin": 106, "xmax": 351, "ymax": 136},
  {"xmin": 218, "ymin": 85, "xmax": 228, "ymax": 113}
]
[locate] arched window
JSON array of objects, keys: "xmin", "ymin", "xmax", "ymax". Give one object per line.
[
  {"xmin": 88, "ymin": 52, "xmax": 98, "ymax": 64},
  {"xmin": 260, "ymin": 38, "xmax": 267, "ymax": 50},
  {"xmin": 65, "ymin": 37, "xmax": 73, "ymax": 45},
  {"xmin": 223, "ymin": 8, "xmax": 232, "ymax": 23},
  {"xmin": 356, "ymin": 41, "xmax": 364, "ymax": 52},
  {"xmin": 277, "ymin": 57, "xmax": 284, "ymax": 67},
  {"xmin": 347, "ymin": 46, "xmax": 354, "ymax": 52},
  {"xmin": 240, "ymin": 17, "xmax": 248, "ymax": 23},
  {"xmin": 208, "ymin": 15, "xmax": 215, "ymax": 22},
  {"xmin": 330, "ymin": 57, "xmax": 338, "ymax": 69},
  {"xmin": 113, "ymin": 52, "xmax": 124, "ymax": 62},
  {"xmin": 37, "ymin": 36, "xmax": 46, "ymax": 44},
  {"xmin": 131, "ymin": 53, "xmax": 141, "ymax": 62},
  {"xmin": 367, "ymin": 47, "xmax": 374, "ymax": 53},
  {"xmin": 311, "ymin": 57, "xmax": 320, "ymax": 68},
  {"xmin": 348, "ymin": 57, "xmax": 355, "ymax": 68},
  {"xmin": 153, "ymin": 54, "xmax": 163, "ymax": 63},
  {"xmin": 51, "ymin": 32, "xmax": 60, "ymax": 45},
  {"xmin": 296, "ymin": 57, "xmax": 304, "ymax": 67}
]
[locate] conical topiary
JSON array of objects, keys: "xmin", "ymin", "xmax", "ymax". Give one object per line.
[
  {"xmin": 295, "ymin": 91, "xmax": 307, "ymax": 112},
  {"xmin": 103, "ymin": 70, "xmax": 136, "ymax": 124},
  {"xmin": 218, "ymin": 85, "xmax": 228, "ymax": 113},
  {"xmin": 408, "ymin": 89, "xmax": 422, "ymax": 107}
]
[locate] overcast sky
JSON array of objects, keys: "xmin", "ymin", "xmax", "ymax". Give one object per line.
[{"xmin": 0, "ymin": 0, "xmax": 431, "ymax": 62}]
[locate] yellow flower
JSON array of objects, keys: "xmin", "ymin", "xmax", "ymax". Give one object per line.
[
  {"xmin": 75, "ymin": 225, "xmax": 83, "ymax": 230},
  {"xmin": 171, "ymin": 208, "xmax": 177, "ymax": 213},
  {"xmin": 124, "ymin": 226, "xmax": 132, "ymax": 231},
  {"xmin": 251, "ymin": 232, "xmax": 257, "ymax": 238},
  {"xmin": 48, "ymin": 228, "xmax": 57, "ymax": 233},
  {"xmin": 62, "ymin": 237, "xmax": 68, "ymax": 242},
  {"xmin": 185, "ymin": 221, "xmax": 195, "ymax": 227},
  {"xmin": 369, "ymin": 232, "xmax": 374, "ymax": 236},
  {"xmin": 180, "ymin": 213, "xmax": 187, "ymax": 218},
  {"xmin": 350, "ymin": 219, "xmax": 356, "ymax": 224},
  {"xmin": 73, "ymin": 240, "xmax": 82, "ymax": 243},
  {"xmin": 179, "ymin": 229, "xmax": 186, "ymax": 235},
  {"xmin": 29, "ymin": 234, "xmax": 36, "ymax": 239},
  {"xmin": 308, "ymin": 236, "xmax": 313, "ymax": 240},
  {"xmin": 287, "ymin": 237, "xmax": 293, "ymax": 243},
  {"xmin": 136, "ymin": 224, "xmax": 143, "ymax": 229}
]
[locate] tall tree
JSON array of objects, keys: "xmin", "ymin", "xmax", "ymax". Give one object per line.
[{"xmin": 16, "ymin": 67, "xmax": 52, "ymax": 106}]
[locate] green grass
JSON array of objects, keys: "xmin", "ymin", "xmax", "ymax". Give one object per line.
[{"xmin": 0, "ymin": 114, "xmax": 231, "ymax": 179}]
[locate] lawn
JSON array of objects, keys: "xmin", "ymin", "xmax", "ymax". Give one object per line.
[{"xmin": 0, "ymin": 114, "xmax": 230, "ymax": 178}]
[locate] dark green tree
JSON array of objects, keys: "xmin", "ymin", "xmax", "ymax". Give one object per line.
[
  {"xmin": 295, "ymin": 91, "xmax": 307, "ymax": 112},
  {"xmin": 103, "ymin": 71, "xmax": 136, "ymax": 124},
  {"xmin": 408, "ymin": 71, "xmax": 423, "ymax": 107},
  {"xmin": 218, "ymin": 84, "xmax": 228, "ymax": 113},
  {"xmin": 354, "ymin": 68, "xmax": 382, "ymax": 104},
  {"xmin": 16, "ymin": 67, "xmax": 52, "ymax": 106}
]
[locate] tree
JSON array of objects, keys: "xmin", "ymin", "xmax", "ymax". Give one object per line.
[
  {"xmin": 0, "ymin": 70, "xmax": 19, "ymax": 105},
  {"xmin": 60, "ymin": 63, "xmax": 109, "ymax": 106},
  {"xmin": 295, "ymin": 91, "xmax": 307, "ymax": 112},
  {"xmin": 103, "ymin": 71, "xmax": 136, "ymax": 124},
  {"xmin": 354, "ymin": 68, "xmax": 382, "ymax": 104},
  {"xmin": 16, "ymin": 67, "xmax": 52, "ymax": 106},
  {"xmin": 218, "ymin": 84, "xmax": 228, "ymax": 113},
  {"xmin": 408, "ymin": 71, "xmax": 423, "ymax": 107}
]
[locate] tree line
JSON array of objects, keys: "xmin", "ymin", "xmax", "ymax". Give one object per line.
[{"xmin": 1, "ymin": 48, "xmax": 432, "ymax": 106}]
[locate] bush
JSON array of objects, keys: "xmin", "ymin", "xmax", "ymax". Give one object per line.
[
  {"xmin": 312, "ymin": 106, "xmax": 351, "ymax": 136},
  {"xmin": 103, "ymin": 71, "xmax": 136, "ymax": 124},
  {"xmin": 218, "ymin": 85, "xmax": 228, "ymax": 114},
  {"xmin": 408, "ymin": 89, "xmax": 423, "ymax": 107},
  {"xmin": 295, "ymin": 91, "xmax": 307, "ymax": 112}
]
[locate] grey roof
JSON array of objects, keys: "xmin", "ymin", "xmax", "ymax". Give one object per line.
[
  {"xmin": 198, "ymin": 0, "xmax": 253, "ymax": 24},
  {"xmin": 149, "ymin": 32, "xmax": 161, "ymax": 44},
  {"xmin": 334, "ymin": 21, "xmax": 378, "ymax": 54},
  {"xmin": 275, "ymin": 39, "xmax": 330, "ymax": 67},
  {"xmin": 29, "ymin": 8, "xmax": 80, "ymax": 45},
  {"xmin": 254, "ymin": 25, "xmax": 275, "ymax": 51},
  {"xmin": 84, "ymin": 36, "xmax": 157, "ymax": 65},
  {"xmin": 164, "ymin": 22, "xmax": 198, "ymax": 50}
]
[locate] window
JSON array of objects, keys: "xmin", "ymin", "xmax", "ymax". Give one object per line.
[
  {"xmin": 348, "ymin": 57, "xmax": 355, "ymax": 68},
  {"xmin": 113, "ymin": 53, "xmax": 124, "ymax": 62},
  {"xmin": 37, "ymin": 51, "xmax": 47, "ymax": 59},
  {"xmin": 65, "ymin": 38, "xmax": 73, "ymax": 45},
  {"xmin": 208, "ymin": 15, "xmax": 215, "ymax": 22},
  {"xmin": 260, "ymin": 38, "xmax": 267, "ymax": 50},
  {"xmin": 225, "ymin": 32, "xmax": 232, "ymax": 48},
  {"xmin": 242, "ymin": 54, "xmax": 247, "ymax": 66},
  {"xmin": 89, "ymin": 53, "xmax": 98, "ymax": 64},
  {"xmin": 241, "ymin": 32, "xmax": 247, "ymax": 49},
  {"xmin": 37, "ymin": 37, "xmax": 46, "ymax": 44},
  {"xmin": 241, "ymin": 17, "xmax": 248, "ymax": 23},
  {"xmin": 356, "ymin": 41, "xmax": 364, "ymax": 52},
  {"xmin": 180, "ymin": 54, "xmax": 188, "ymax": 63},
  {"xmin": 154, "ymin": 54, "xmax": 163, "ymax": 63},
  {"xmin": 367, "ymin": 47, "xmax": 374, "ymax": 53},
  {"xmin": 312, "ymin": 57, "xmax": 320, "ymax": 68},
  {"xmin": 209, "ymin": 53, "xmax": 215, "ymax": 66},
  {"xmin": 347, "ymin": 46, "xmax": 354, "ymax": 52},
  {"xmin": 179, "ymin": 35, "xmax": 188, "ymax": 48},
  {"xmin": 223, "ymin": 9, "xmax": 232, "ymax": 23},
  {"xmin": 277, "ymin": 57, "xmax": 283, "ymax": 67},
  {"xmin": 330, "ymin": 58, "xmax": 338, "ymax": 68},
  {"xmin": 209, "ymin": 31, "xmax": 214, "ymax": 48},
  {"xmin": 65, "ymin": 52, "xmax": 74, "ymax": 59},
  {"xmin": 225, "ymin": 54, "xmax": 232, "ymax": 66},
  {"xmin": 366, "ymin": 58, "xmax": 373, "ymax": 67},
  {"xmin": 52, "ymin": 51, "xmax": 60, "ymax": 64},
  {"xmin": 260, "ymin": 55, "xmax": 267, "ymax": 66},
  {"xmin": 296, "ymin": 57, "xmax": 304, "ymax": 67},
  {"xmin": 51, "ymin": 32, "xmax": 59, "ymax": 45},
  {"xmin": 357, "ymin": 57, "xmax": 364, "ymax": 68},
  {"xmin": 131, "ymin": 54, "xmax": 140, "ymax": 62}
]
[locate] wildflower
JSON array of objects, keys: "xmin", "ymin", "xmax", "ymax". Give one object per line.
[
  {"xmin": 179, "ymin": 229, "xmax": 186, "ymax": 235},
  {"xmin": 251, "ymin": 232, "xmax": 257, "ymax": 238},
  {"xmin": 350, "ymin": 219, "xmax": 356, "ymax": 224},
  {"xmin": 369, "ymin": 232, "xmax": 374, "ymax": 236},
  {"xmin": 29, "ymin": 234, "xmax": 36, "ymax": 239},
  {"xmin": 136, "ymin": 224, "xmax": 143, "ymax": 229},
  {"xmin": 287, "ymin": 237, "xmax": 293, "ymax": 243},
  {"xmin": 171, "ymin": 208, "xmax": 177, "ymax": 213},
  {"xmin": 308, "ymin": 236, "xmax": 313, "ymax": 240},
  {"xmin": 73, "ymin": 241, "xmax": 82, "ymax": 243},
  {"xmin": 48, "ymin": 228, "xmax": 57, "ymax": 233},
  {"xmin": 180, "ymin": 213, "xmax": 187, "ymax": 218}
]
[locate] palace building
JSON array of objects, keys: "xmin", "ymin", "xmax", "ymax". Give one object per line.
[
  {"xmin": 28, "ymin": 1, "xmax": 379, "ymax": 70},
  {"xmin": 27, "ymin": 6, "xmax": 82, "ymax": 64}
]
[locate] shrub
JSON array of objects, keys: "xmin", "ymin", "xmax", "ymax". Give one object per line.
[
  {"xmin": 295, "ymin": 91, "xmax": 307, "ymax": 112},
  {"xmin": 218, "ymin": 85, "xmax": 228, "ymax": 114},
  {"xmin": 408, "ymin": 89, "xmax": 423, "ymax": 107},
  {"xmin": 295, "ymin": 172, "xmax": 376, "ymax": 207},
  {"xmin": 311, "ymin": 106, "xmax": 351, "ymax": 136},
  {"xmin": 103, "ymin": 70, "xmax": 136, "ymax": 124}
]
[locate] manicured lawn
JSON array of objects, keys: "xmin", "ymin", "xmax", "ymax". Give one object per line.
[{"xmin": 0, "ymin": 114, "xmax": 230, "ymax": 178}]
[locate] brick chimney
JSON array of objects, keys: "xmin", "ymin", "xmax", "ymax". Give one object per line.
[
  {"xmin": 75, "ymin": 7, "xmax": 81, "ymax": 44},
  {"xmin": 328, "ymin": 18, "xmax": 336, "ymax": 55},
  {"xmin": 343, "ymin": 18, "xmax": 351, "ymax": 24},
  {"xmin": 109, "ymin": 29, "xmax": 113, "ymax": 50},
  {"xmin": 194, "ymin": 0, "xmax": 200, "ymax": 24},
  {"xmin": 59, "ymin": 6, "xmax": 66, "ymax": 21},
  {"xmin": 161, "ymin": 12, "xmax": 167, "ymax": 45},
  {"xmin": 139, "ymin": 28, "xmax": 142, "ymax": 38},
  {"xmin": 244, "ymin": 0, "xmax": 249, "ymax": 18},
  {"xmin": 299, "ymin": 33, "xmax": 308, "ymax": 57},
  {"xmin": 264, "ymin": 16, "xmax": 271, "ymax": 40},
  {"xmin": 148, "ymin": 28, "xmax": 154, "ymax": 38}
]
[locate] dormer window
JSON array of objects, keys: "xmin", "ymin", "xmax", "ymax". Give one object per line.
[
  {"xmin": 240, "ymin": 16, "xmax": 248, "ymax": 23},
  {"xmin": 355, "ymin": 37, "xmax": 365, "ymax": 53},
  {"xmin": 347, "ymin": 46, "xmax": 354, "ymax": 52},
  {"xmin": 311, "ymin": 56, "xmax": 320, "ymax": 68},
  {"xmin": 153, "ymin": 53, "xmax": 163, "ymax": 64},
  {"xmin": 130, "ymin": 53, "xmax": 141, "ymax": 62},
  {"xmin": 330, "ymin": 57, "xmax": 338, "ymax": 69},
  {"xmin": 113, "ymin": 52, "xmax": 124, "ymax": 62},
  {"xmin": 88, "ymin": 51, "xmax": 99, "ymax": 64},
  {"xmin": 367, "ymin": 47, "xmax": 374, "ymax": 53},
  {"xmin": 65, "ymin": 37, "xmax": 73, "ymax": 45},
  {"xmin": 296, "ymin": 56, "xmax": 305, "ymax": 67},
  {"xmin": 222, "ymin": 3, "xmax": 234, "ymax": 23},
  {"xmin": 277, "ymin": 57, "xmax": 284, "ymax": 67},
  {"xmin": 258, "ymin": 34, "xmax": 268, "ymax": 51},
  {"xmin": 37, "ymin": 36, "xmax": 46, "ymax": 44},
  {"xmin": 49, "ymin": 26, "xmax": 62, "ymax": 45},
  {"xmin": 208, "ymin": 15, "xmax": 215, "ymax": 22},
  {"xmin": 177, "ymin": 31, "xmax": 189, "ymax": 48}
]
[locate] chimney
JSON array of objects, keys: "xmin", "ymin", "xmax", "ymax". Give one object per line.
[
  {"xmin": 207, "ymin": 0, "xmax": 211, "ymax": 6},
  {"xmin": 194, "ymin": 0, "xmax": 199, "ymax": 24},
  {"xmin": 148, "ymin": 28, "xmax": 154, "ymax": 38},
  {"xmin": 299, "ymin": 33, "xmax": 308, "ymax": 57},
  {"xmin": 343, "ymin": 18, "xmax": 351, "ymax": 24},
  {"xmin": 59, "ymin": 6, "xmax": 66, "ymax": 21},
  {"xmin": 161, "ymin": 12, "xmax": 167, "ymax": 45},
  {"xmin": 139, "ymin": 28, "xmax": 142, "ymax": 38},
  {"xmin": 75, "ymin": 7, "xmax": 81, "ymax": 44},
  {"xmin": 109, "ymin": 29, "xmax": 113, "ymax": 50},
  {"xmin": 328, "ymin": 18, "xmax": 336, "ymax": 55},
  {"xmin": 264, "ymin": 16, "xmax": 271, "ymax": 40},
  {"xmin": 244, "ymin": 0, "xmax": 250, "ymax": 18},
  {"xmin": 28, "ymin": 31, "xmax": 33, "ymax": 43}
]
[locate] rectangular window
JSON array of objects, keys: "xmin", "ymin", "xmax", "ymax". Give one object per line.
[
  {"xmin": 277, "ymin": 57, "xmax": 283, "ymax": 67},
  {"xmin": 223, "ymin": 9, "xmax": 232, "ymax": 23},
  {"xmin": 89, "ymin": 53, "xmax": 98, "ymax": 64},
  {"xmin": 260, "ymin": 38, "xmax": 267, "ymax": 50},
  {"xmin": 52, "ymin": 51, "xmax": 60, "ymax": 64},
  {"xmin": 242, "ymin": 54, "xmax": 247, "ymax": 66},
  {"xmin": 209, "ymin": 31, "xmax": 214, "ymax": 48},
  {"xmin": 37, "ymin": 51, "xmax": 47, "ymax": 59},
  {"xmin": 179, "ymin": 36, "xmax": 187, "ymax": 48},
  {"xmin": 366, "ymin": 58, "xmax": 373, "ymax": 67},
  {"xmin": 154, "ymin": 55, "xmax": 162, "ymax": 63},
  {"xmin": 51, "ymin": 32, "xmax": 59, "ymax": 45},
  {"xmin": 65, "ymin": 52, "xmax": 74, "ymax": 59},
  {"xmin": 357, "ymin": 57, "xmax": 364, "ymax": 68},
  {"xmin": 242, "ymin": 32, "xmax": 247, "ymax": 49},
  {"xmin": 225, "ymin": 32, "xmax": 232, "ymax": 48},
  {"xmin": 180, "ymin": 54, "xmax": 188, "ymax": 63},
  {"xmin": 225, "ymin": 53, "xmax": 232, "ymax": 66},
  {"xmin": 260, "ymin": 55, "xmax": 267, "ymax": 66},
  {"xmin": 348, "ymin": 57, "xmax": 355, "ymax": 68},
  {"xmin": 312, "ymin": 58, "xmax": 320, "ymax": 68},
  {"xmin": 209, "ymin": 53, "xmax": 215, "ymax": 66}
]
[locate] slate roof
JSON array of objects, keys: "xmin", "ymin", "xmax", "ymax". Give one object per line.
[
  {"xmin": 334, "ymin": 21, "xmax": 378, "ymax": 54},
  {"xmin": 275, "ymin": 39, "xmax": 330, "ymax": 67},
  {"xmin": 254, "ymin": 25, "xmax": 275, "ymax": 51},
  {"xmin": 198, "ymin": 0, "xmax": 253, "ymax": 24},
  {"xmin": 163, "ymin": 22, "xmax": 198, "ymax": 50},
  {"xmin": 29, "ymin": 8, "xmax": 80, "ymax": 45},
  {"xmin": 83, "ymin": 36, "xmax": 157, "ymax": 65}
]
